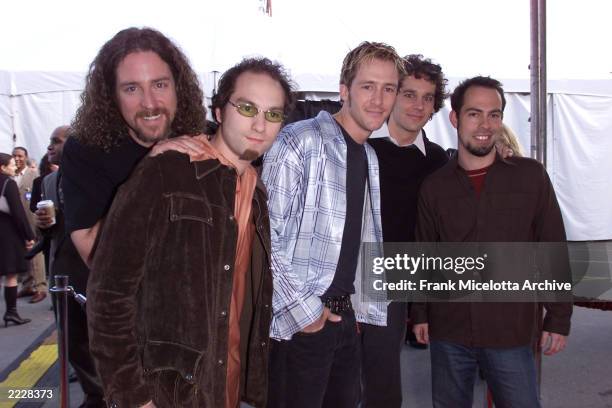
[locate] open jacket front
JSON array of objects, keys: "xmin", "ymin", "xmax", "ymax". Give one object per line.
[{"xmin": 87, "ymin": 152, "xmax": 273, "ymax": 408}]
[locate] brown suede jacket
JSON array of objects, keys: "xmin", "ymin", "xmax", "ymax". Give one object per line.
[{"xmin": 87, "ymin": 152, "xmax": 272, "ymax": 408}]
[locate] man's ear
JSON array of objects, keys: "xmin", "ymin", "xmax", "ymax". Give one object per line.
[
  {"xmin": 339, "ymin": 84, "xmax": 349, "ymax": 104},
  {"xmin": 215, "ymin": 107, "xmax": 223, "ymax": 124},
  {"xmin": 449, "ymin": 110, "xmax": 458, "ymax": 129}
]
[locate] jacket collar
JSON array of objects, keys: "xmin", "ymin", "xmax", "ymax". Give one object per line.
[
  {"xmin": 315, "ymin": 110, "xmax": 345, "ymax": 146},
  {"xmin": 451, "ymin": 151, "xmax": 517, "ymax": 173},
  {"xmin": 194, "ymin": 159, "xmax": 222, "ymax": 180},
  {"xmin": 194, "ymin": 158, "xmax": 268, "ymax": 198}
]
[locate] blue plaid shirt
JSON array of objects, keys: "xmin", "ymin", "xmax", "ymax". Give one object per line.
[{"xmin": 262, "ymin": 111, "xmax": 386, "ymax": 340}]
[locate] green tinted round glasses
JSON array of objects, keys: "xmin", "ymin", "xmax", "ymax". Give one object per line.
[{"xmin": 229, "ymin": 101, "xmax": 285, "ymax": 123}]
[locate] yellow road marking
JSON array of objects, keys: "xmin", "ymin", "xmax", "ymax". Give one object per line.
[{"xmin": 0, "ymin": 340, "xmax": 57, "ymax": 408}]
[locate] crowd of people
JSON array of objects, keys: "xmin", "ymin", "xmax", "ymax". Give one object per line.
[{"xmin": 0, "ymin": 27, "xmax": 572, "ymax": 408}]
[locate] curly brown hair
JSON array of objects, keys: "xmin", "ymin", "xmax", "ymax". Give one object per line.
[
  {"xmin": 403, "ymin": 54, "xmax": 448, "ymax": 114},
  {"xmin": 71, "ymin": 27, "xmax": 207, "ymax": 151}
]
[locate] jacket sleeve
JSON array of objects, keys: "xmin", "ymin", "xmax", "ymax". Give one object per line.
[
  {"xmin": 4, "ymin": 178, "xmax": 35, "ymax": 241},
  {"xmin": 534, "ymin": 165, "xmax": 572, "ymax": 335},
  {"xmin": 261, "ymin": 128, "xmax": 324, "ymax": 340},
  {"xmin": 87, "ymin": 157, "xmax": 162, "ymax": 407},
  {"xmin": 411, "ymin": 179, "xmax": 439, "ymax": 324}
]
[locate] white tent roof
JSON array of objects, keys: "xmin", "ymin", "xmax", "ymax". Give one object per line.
[
  {"xmin": 2, "ymin": 0, "xmax": 611, "ymax": 79},
  {"xmin": 1, "ymin": 0, "xmax": 611, "ymax": 241}
]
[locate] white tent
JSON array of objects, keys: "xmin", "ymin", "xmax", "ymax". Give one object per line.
[{"xmin": 1, "ymin": 0, "xmax": 611, "ymax": 240}]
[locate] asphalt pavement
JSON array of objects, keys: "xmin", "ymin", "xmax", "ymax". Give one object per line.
[{"xmin": 1, "ymin": 293, "xmax": 611, "ymax": 407}]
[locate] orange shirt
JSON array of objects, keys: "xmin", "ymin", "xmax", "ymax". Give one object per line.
[{"xmin": 188, "ymin": 136, "xmax": 257, "ymax": 408}]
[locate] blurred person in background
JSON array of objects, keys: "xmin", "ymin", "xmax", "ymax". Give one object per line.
[
  {"xmin": 35, "ymin": 126, "xmax": 105, "ymax": 408},
  {"xmin": 497, "ymin": 123, "xmax": 523, "ymax": 157},
  {"xmin": 12, "ymin": 146, "xmax": 47, "ymax": 302},
  {"xmin": 27, "ymin": 158, "xmax": 38, "ymax": 171},
  {"xmin": 28, "ymin": 134, "xmax": 65, "ymax": 293},
  {"xmin": 0, "ymin": 152, "xmax": 35, "ymax": 326},
  {"xmin": 30, "ymin": 153, "xmax": 59, "ymax": 212}
]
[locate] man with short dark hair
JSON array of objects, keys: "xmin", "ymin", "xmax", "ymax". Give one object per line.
[
  {"xmin": 35, "ymin": 126, "xmax": 105, "ymax": 407},
  {"xmin": 363, "ymin": 54, "xmax": 449, "ymax": 407},
  {"xmin": 411, "ymin": 76, "xmax": 572, "ymax": 408},
  {"xmin": 12, "ymin": 146, "xmax": 47, "ymax": 302},
  {"xmin": 87, "ymin": 57, "xmax": 294, "ymax": 408},
  {"xmin": 12, "ymin": 147, "xmax": 31, "ymax": 186},
  {"xmin": 262, "ymin": 41, "xmax": 405, "ymax": 407}
]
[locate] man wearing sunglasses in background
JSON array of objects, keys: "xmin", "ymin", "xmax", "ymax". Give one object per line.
[
  {"xmin": 262, "ymin": 42, "xmax": 405, "ymax": 408},
  {"xmin": 87, "ymin": 57, "xmax": 295, "ymax": 407}
]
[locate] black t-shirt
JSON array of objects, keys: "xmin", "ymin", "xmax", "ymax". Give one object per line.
[
  {"xmin": 324, "ymin": 124, "xmax": 367, "ymax": 298},
  {"xmin": 60, "ymin": 136, "xmax": 149, "ymax": 233}
]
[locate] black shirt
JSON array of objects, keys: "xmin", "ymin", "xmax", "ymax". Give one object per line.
[
  {"xmin": 61, "ymin": 136, "xmax": 149, "ymax": 233},
  {"xmin": 368, "ymin": 131, "xmax": 448, "ymax": 242},
  {"xmin": 324, "ymin": 123, "xmax": 367, "ymax": 297}
]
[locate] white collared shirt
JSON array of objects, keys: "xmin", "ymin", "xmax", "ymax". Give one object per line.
[{"xmin": 372, "ymin": 122, "xmax": 427, "ymax": 156}]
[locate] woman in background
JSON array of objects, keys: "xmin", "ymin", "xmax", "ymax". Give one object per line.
[
  {"xmin": 497, "ymin": 123, "xmax": 524, "ymax": 157},
  {"xmin": 0, "ymin": 152, "xmax": 35, "ymax": 326}
]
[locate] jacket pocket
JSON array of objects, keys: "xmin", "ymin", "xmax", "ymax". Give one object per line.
[
  {"xmin": 142, "ymin": 340, "xmax": 203, "ymax": 384},
  {"xmin": 166, "ymin": 193, "xmax": 213, "ymax": 225}
]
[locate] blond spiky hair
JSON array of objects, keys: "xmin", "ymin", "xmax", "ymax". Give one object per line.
[{"xmin": 340, "ymin": 41, "xmax": 406, "ymax": 88}]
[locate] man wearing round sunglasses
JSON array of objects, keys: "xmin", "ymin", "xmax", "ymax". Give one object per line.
[
  {"xmin": 262, "ymin": 42, "xmax": 405, "ymax": 407},
  {"xmin": 88, "ymin": 57, "xmax": 295, "ymax": 408}
]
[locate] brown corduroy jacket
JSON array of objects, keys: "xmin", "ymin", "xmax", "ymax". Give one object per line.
[{"xmin": 87, "ymin": 152, "xmax": 272, "ymax": 408}]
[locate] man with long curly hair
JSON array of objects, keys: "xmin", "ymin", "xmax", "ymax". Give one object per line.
[
  {"xmin": 61, "ymin": 27, "xmax": 207, "ymax": 265},
  {"xmin": 55, "ymin": 27, "xmax": 205, "ymax": 407}
]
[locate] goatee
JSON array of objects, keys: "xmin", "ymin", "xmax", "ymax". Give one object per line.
[
  {"xmin": 131, "ymin": 108, "xmax": 172, "ymax": 145},
  {"xmin": 466, "ymin": 143, "xmax": 495, "ymax": 157},
  {"xmin": 239, "ymin": 149, "xmax": 260, "ymax": 161}
]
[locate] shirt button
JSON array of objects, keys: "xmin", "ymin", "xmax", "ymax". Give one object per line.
[
  {"xmin": 264, "ymin": 304, "xmax": 270, "ymax": 309},
  {"xmin": 224, "ymin": 264, "xmax": 231, "ymax": 271},
  {"xmin": 217, "ymin": 359, "xmax": 224, "ymax": 366},
  {"xmin": 261, "ymin": 341, "xmax": 267, "ymax": 347},
  {"xmin": 220, "ymin": 310, "xmax": 227, "ymax": 317},
  {"xmin": 229, "ymin": 215, "xmax": 235, "ymax": 221},
  {"xmin": 185, "ymin": 373, "xmax": 193, "ymax": 381}
]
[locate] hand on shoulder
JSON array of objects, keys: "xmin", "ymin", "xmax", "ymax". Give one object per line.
[{"xmin": 149, "ymin": 134, "xmax": 208, "ymax": 157}]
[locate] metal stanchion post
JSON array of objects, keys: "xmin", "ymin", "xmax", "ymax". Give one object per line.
[{"xmin": 50, "ymin": 275, "xmax": 70, "ymax": 408}]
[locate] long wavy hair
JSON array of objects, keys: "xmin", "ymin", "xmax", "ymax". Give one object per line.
[{"xmin": 71, "ymin": 27, "xmax": 207, "ymax": 151}]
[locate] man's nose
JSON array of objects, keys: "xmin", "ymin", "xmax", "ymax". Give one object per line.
[
  {"xmin": 252, "ymin": 111, "xmax": 266, "ymax": 133},
  {"xmin": 141, "ymin": 88, "xmax": 158, "ymax": 110}
]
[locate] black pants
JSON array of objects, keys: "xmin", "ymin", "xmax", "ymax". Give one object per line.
[
  {"xmin": 267, "ymin": 310, "xmax": 360, "ymax": 408},
  {"xmin": 51, "ymin": 279, "xmax": 104, "ymax": 405},
  {"xmin": 360, "ymin": 301, "xmax": 407, "ymax": 408}
]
